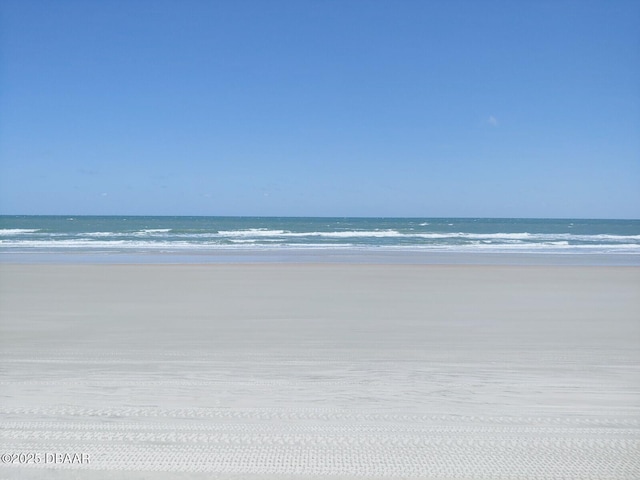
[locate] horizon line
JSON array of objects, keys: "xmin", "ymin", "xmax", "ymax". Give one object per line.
[{"xmin": 1, "ymin": 214, "xmax": 639, "ymax": 222}]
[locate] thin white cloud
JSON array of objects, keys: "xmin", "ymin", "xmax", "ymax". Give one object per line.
[{"xmin": 487, "ymin": 115, "xmax": 498, "ymax": 127}]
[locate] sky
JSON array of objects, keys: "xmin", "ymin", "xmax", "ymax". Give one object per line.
[{"xmin": 1, "ymin": 0, "xmax": 639, "ymax": 218}]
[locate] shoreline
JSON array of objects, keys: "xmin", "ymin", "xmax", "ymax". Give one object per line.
[{"xmin": 2, "ymin": 249, "xmax": 640, "ymax": 266}]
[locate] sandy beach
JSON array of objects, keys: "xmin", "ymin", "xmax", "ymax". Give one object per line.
[{"xmin": 1, "ymin": 264, "xmax": 639, "ymax": 479}]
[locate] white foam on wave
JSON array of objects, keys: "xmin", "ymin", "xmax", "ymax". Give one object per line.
[
  {"xmin": 382, "ymin": 243, "xmax": 640, "ymax": 253},
  {"xmin": 214, "ymin": 230, "xmax": 640, "ymax": 242},
  {"xmin": 311, "ymin": 230, "xmax": 403, "ymax": 238},
  {"xmin": 0, "ymin": 239, "xmax": 196, "ymax": 249},
  {"xmin": 32, "ymin": 225, "xmax": 633, "ymax": 244},
  {"xmin": 2, "ymin": 225, "xmax": 640, "ymax": 256},
  {"xmin": 83, "ymin": 229, "xmax": 173, "ymax": 237},
  {"xmin": 135, "ymin": 229, "xmax": 172, "ymax": 234},
  {"xmin": 229, "ymin": 239, "xmax": 281, "ymax": 244},
  {"xmin": 218, "ymin": 229, "xmax": 406, "ymax": 238},
  {"xmin": 0, "ymin": 229, "xmax": 40, "ymax": 235},
  {"xmin": 217, "ymin": 229, "xmax": 288, "ymax": 237},
  {"xmin": 2, "ymin": 239, "xmax": 640, "ymax": 255},
  {"xmin": 415, "ymin": 232, "xmax": 640, "ymax": 242},
  {"xmin": 84, "ymin": 232, "xmax": 122, "ymax": 237}
]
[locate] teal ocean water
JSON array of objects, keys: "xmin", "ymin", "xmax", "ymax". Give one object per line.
[{"xmin": 1, "ymin": 216, "xmax": 639, "ymax": 258}]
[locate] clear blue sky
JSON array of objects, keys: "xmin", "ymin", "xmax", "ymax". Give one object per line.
[{"xmin": 1, "ymin": 0, "xmax": 638, "ymax": 218}]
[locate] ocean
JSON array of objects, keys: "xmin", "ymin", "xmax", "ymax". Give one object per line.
[{"xmin": 1, "ymin": 216, "xmax": 639, "ymax": 264}]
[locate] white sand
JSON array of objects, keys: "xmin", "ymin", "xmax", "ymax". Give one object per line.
[{"xmin": 1, "ymin": 264, "xmax": 639, "ymax": 479}]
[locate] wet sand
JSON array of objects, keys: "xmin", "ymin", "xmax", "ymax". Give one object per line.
[{"xmin": 1, "ymin": 264, "xmax": 639, "ymax": 478}]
